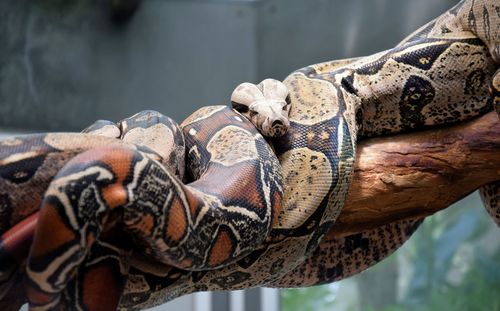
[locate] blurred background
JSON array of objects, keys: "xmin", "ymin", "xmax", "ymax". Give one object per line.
[{"xmin": 1, "ymin": 0, "xmax": 499, "ymax": 310}]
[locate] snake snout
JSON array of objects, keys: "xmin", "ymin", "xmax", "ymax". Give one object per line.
[
  {"xmin": 272, "ymin": 120, "xmax": 284, "ymax": 127},
  {"xmin": 266, "ymin": 116, "xmax": 289, "ymax": 137}
]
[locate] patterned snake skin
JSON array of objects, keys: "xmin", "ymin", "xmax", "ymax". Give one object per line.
[{"xmin": 0, "ymin": 0, "xmax": 498, "ymax": 309}]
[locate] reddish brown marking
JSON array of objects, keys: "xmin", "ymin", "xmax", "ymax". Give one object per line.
[
  {"xmin": 30, "ymin": 202, "xmax": 76, "ymax": 258},
  {"xmin": 127, "ymin": 213, "xmax": 155, "ymax": 235},
  {"xmin": 272, "ymin": 191, "xmax": 282, "ymax": 226},
  {"xmin": 217, "ymin": 165, "xmax": 264, "ymax": 209},
  {"xmin": 208, "ymin": 228, "xmax": 233, "ymax": 267},
  {"xmin": 1, "ymin": 212, "xmax": 38, "ymax": 255},
  {"xmin": 166, "ymin": 196, "xmax": 188, "ymax": 243},
  {"xmin": 69, "ymin": 147, "xmax": 134, "ymax": 209},
  {"xmin": 98, "ymin": 149, "xmax": 135, "ymax": 209},
  {"xmin": 81, "ymin": 263, "xmax": 123, "ymax": 311},
  {"xmin": 182, "ymin": 109, "xmax": 240, "ymax": 144},
  {"xmin": 179, "ymin": 258, "xmax": 193, "ymax": 268},
  {"xmin": 25, "ymin": 282, "xmax": 55, "ymax": 306},
  {"xmin": 185, "ymin": 190, "xmax": 201, "ymax": 219},
  {"xmin": 86, "ymin": 232, "xmax": 96, "ymax": 250},
  {"xmin": 195, "ymin": 164, "xmax": 264, "ymax": 209},
  {"xmin": 101, "ymin": 185, "xmax": 129, "ymax": 210}
]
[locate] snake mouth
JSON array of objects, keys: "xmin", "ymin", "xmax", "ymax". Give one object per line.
[
  {"xmin": 272, "ymin": 120, "xmax": 284, "ymax": 128},
  {"xmin": 266, "ymin": 118, "xmax": 289, "ymax": 137}
]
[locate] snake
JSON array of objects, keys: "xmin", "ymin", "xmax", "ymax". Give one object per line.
[{"xmin": 0, "ymin": 0, "xmax": 498, "ymax": 309}]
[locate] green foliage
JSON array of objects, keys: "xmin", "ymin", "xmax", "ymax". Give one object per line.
[
  {"xmin": 366, "ymin": 251, "xmax": 500, "ymax": 311},
  {"xmin": 404, "ymin": 207, "xmax": 485, "ymax": 309},
  {"xmin": 407, "ymin": 247, "xmax": 500, "ymax": 311},
  {"xmin": 281, "ymin": 194, "xmax": 500, "ymax": 311},
  {"xmin": 281, "ymin": 286, "xmax": 337, "ymax": 311}
]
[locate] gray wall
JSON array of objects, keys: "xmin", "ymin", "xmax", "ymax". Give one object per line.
[
  {"xmin": 1, "ymin": 0, "xmax": 259, "ymax": 131},
  {"xmin": 0, "ymin": 0, "xmax": 456, "ymax": 132},
  {"xmin": 256, "ymin": 0, "xmax": 457, "ymax": 78}
]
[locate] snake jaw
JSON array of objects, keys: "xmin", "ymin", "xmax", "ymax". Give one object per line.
[
  {"xmin": 249, "ymin": 100, "xmax": 290, "ymax": 137},
  {"xmin": 231, "ymin": 79, "xmax": 290, "ymax": 137}
]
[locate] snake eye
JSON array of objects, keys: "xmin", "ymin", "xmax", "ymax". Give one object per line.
[
  {"xmin": 232, "ymin": 102, "xmax": 249, "ymax": 113},
  {"xmin": 282, "ymin": 103, "xmax": 291, "ymax": 113},
  {"xmin": 282, "ymin": 96, "xmax": 291, "ymax": 111}
]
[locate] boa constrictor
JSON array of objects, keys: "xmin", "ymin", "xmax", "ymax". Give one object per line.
[{"xmin": 0, "ymin": 0, "xmax": 499, "ymax": 309}]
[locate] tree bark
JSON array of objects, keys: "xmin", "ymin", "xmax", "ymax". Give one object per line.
[{"xmin": 328, "ymin": 111, "xmax": 500, "ymax": 239}]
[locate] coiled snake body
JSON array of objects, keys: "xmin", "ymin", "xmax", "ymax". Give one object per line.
[{"xmin": 0, "ymin": 0, "xmax": 499, "ymax": 309}]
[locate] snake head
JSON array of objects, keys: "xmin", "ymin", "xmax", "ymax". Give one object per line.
[{"xmin": 231, "ymin": 79, "xmax": 290, "ymax": 137}]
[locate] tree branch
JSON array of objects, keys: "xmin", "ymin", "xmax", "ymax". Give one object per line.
[{"xmin": 328, "ymin": 111, "xmax": 500, "ymax": 239}]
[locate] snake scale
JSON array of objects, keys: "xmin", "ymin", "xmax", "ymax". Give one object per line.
[{"xmin": 0, "ymin": 0, "xmax": 499, "ymax": 309}]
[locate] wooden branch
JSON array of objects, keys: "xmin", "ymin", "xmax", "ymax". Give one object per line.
[{"xmin": 327, "ymin": 112, "xmax": 500, "ymax": 239}]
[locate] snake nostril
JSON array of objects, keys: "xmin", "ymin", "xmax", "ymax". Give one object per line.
[{"xmin": 272, "ymin": 120, "xmax": 283, "ymax": 128}]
